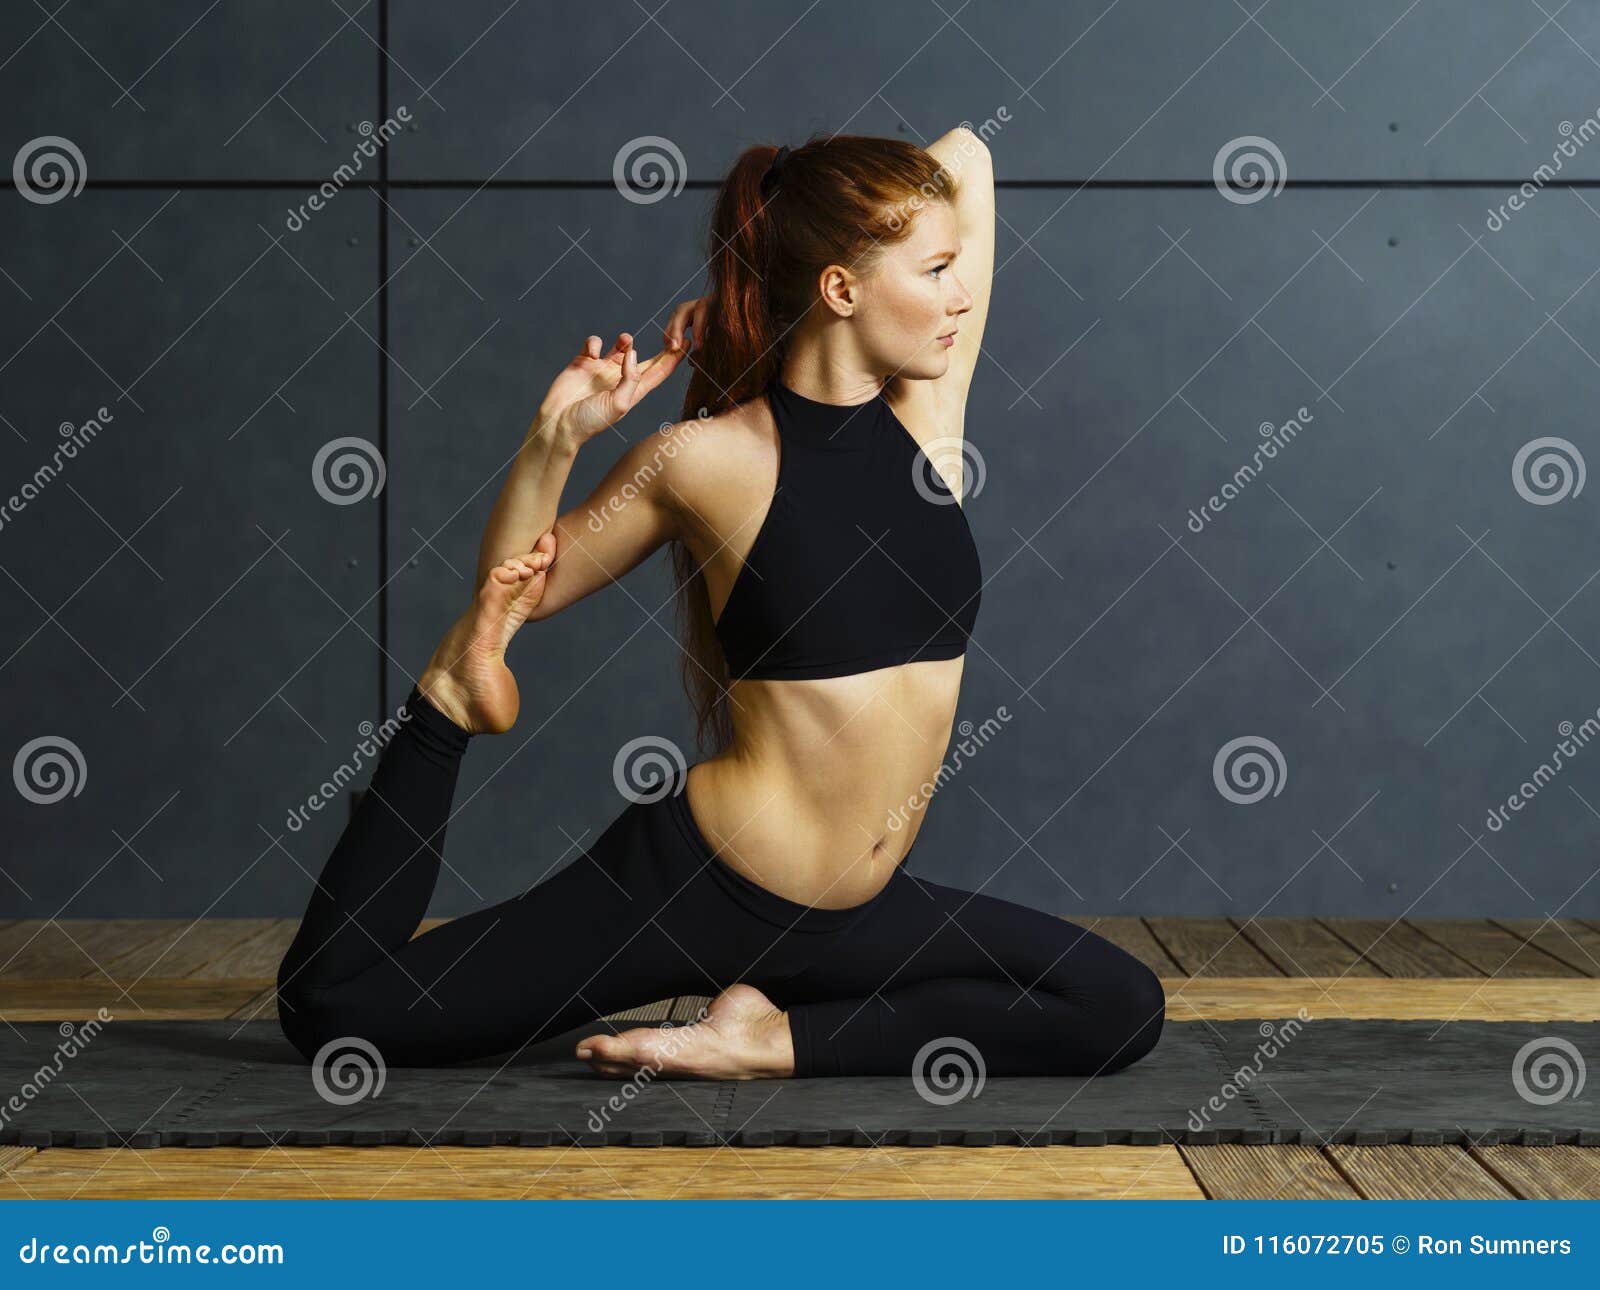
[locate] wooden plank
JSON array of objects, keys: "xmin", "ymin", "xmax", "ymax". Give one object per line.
[
  {"xmin": 1471, "ymin": 1145, "xmax": 1600, "ymax": 1199},
  {"xmin": 0, "ymin": 980, "xmax": 262, "ymax": 1021},
  {"xmin": 1232, "ymin": 918, "xmax": 1383, "ymax": 977},
  {"xmin": 1406, "ymin": 920, "xmax": 1581, "ymax": 977},
  {"xmin": 100, "ymin": 920, "xmax": 278, "ymax": 980},
  {"xmin": 5, "ymin": 975, "xmax": 1593, "ymax": 1024},
  {"xmin": 603, "ymin": 998, "xmax": 675, "ymax": 1024},
  {"xmin": 0, "ymin": 1144, "xmax": 1204, "ymax": 1199},
  {"xmin": 0, "ymin": 1146, "xmax": 35, "ymax": 1177},
  {"xmin": 1145, "ymin": 917, "xmax": 1281, "ymax": 976},
  {"xmin": 0, "ymin": 921, "xmax": 176, "ymax": 980},
  {"xmin": 1180, "ymin": 1144, "xmax": 1358, "ymax": 1198},
  {"xmin": 1071, "ymin": 917, "xmax": 1184, "ymax": 975},
  {"xmin": 1487, "ymin": 919, "xmax": 1600, "ymax": 977},
  {"xmin": 1163, "ymin": 977, "xmax": 1600, "ymax": 1021},
  {"xmin": 191, "ymin": 921, "xmax": 298, "ymax": 980},
  {"xmin": 1320, "ymin": 919, "xmax": 1478, "ymax": 977},
  {"xmin": 671, "ymin": 996, "xmax": 713, "ymax": 1023},
  {"xmin": 1326, "ymin": 1145, "xmax": 1515, "ymax": 1199}
]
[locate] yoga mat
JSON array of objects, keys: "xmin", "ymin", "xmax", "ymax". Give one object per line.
[{"xmin": 0, "ymin": 1018, "xmax": 1594, "ymax": 1147}]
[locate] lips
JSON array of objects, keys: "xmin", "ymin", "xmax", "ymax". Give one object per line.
[{"xmin": 937, "ymin": 331, "xmax": 957, "ymax": 347}]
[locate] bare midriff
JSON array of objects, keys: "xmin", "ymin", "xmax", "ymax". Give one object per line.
[{"xmin": 684, "ymin": 654, "xmax": 966, "ymax": 909}]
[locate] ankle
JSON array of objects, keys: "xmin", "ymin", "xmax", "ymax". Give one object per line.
[
  {"xmin": 763, "ymin": 1009, "xmax": 796, "ymax": 1077},
  {"xmin": 416, "ymin": 667, "xmax": 474, "ymax": 733}
]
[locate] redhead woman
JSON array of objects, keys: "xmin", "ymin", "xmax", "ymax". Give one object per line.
[{"xmin": 276, "ymin": 129, "xmax": 1166, "ymax": 1081}]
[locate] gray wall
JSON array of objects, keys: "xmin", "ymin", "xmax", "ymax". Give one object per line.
[{"xmin": 2, "ymin": 1, "xmax": 1597, "ymax": 923}]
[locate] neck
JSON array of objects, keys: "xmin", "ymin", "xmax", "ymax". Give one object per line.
[{"xmin": 778, "ymin": 324, "xmax": 883, "ymax": 407}]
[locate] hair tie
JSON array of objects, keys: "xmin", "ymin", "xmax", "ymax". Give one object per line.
[{"xmin": 762, "ymin": 144, "xmax": 791, "ymax": 191}]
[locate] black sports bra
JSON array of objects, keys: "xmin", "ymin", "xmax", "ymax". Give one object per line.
[{"xmin": 713, "ymin": 378, "xmax": 982, "ymax": 681}]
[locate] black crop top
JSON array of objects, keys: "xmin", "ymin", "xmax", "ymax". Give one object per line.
[{"xmin": 712, "ymin": 378, "xmax": 982, "ymax": 681}]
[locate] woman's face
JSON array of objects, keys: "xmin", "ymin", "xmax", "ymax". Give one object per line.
[{"xmin": 848, "ymin": 201, "xmax": 973, "ymax": 382}]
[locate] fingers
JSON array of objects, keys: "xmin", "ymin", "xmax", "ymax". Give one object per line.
[
  {"xmin": 583, "ymin": 334, "xmax": 601, "ymax": 359},
  {"xmin": 612, "ymin": 342, "xmax": 641, "ymax": 409},
  {"xmin": 663, "ymin": 297, "xmax": 697, "ymax": 352}
]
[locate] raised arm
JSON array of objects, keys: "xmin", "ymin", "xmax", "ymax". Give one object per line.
[
  {"xmin": 921, "ymin": 124, "xmax": 994, "ymax": 418},
  {"xmin": 474, "ymin": 291, "xmax": 710, "ymax": 581}
]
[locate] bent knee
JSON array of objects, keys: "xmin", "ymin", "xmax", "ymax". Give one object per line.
[
  {"xmin": 1049, "ymin": 958, "xmax": 1165, "ymax": 1075},
  {"xmin": 274, "ymin": 976, "xmax": 375, "ymax": 1064},
  {"xmin": 1092, "ymin": 960, "xmax": 1166, "ymax": 1073}
]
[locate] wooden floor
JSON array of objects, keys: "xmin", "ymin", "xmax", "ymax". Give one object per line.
[{"xmin": 0, "ymin": 915, "xmax": 1596, "ymax": 1199}]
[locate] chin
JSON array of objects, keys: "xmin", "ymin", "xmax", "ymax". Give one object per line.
[{"xmin": 898, "ymin": 351, "xmax": 950, "ymax": 382}]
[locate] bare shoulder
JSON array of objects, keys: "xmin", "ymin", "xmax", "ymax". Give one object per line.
[{"xmin": 644, "ymin": 396, "xmax": 778, "ymax": 526}]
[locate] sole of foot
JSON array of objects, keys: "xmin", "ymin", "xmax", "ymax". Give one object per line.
[
  {"xmin": 417, "ymin": 533, "xmax": 557, "ymax": 735},
  {"xmin": 576, "ymin": 984, "xmax": 795, "ymax": 1080}
]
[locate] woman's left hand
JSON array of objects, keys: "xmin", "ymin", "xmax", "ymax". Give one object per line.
[{"xmin": 534, "ymin": 297, "xmax": 711, "ymax": 449}]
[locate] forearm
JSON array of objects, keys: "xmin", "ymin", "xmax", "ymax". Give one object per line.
[{"xmin": 474, "ymin": 418, "xmax": 579, "ymax": 587}]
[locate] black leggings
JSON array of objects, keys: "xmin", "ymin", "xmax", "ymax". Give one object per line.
[{"xmin": 276, "ymin": 688, "xmax": 1167, "ymax": 1078}]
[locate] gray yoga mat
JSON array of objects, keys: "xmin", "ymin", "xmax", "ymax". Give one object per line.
[{"xmin": 0, "ymin": 1018, "xmax": 1594, "ymax": 1147}]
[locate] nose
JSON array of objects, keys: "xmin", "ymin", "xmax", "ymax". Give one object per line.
[{"xmin": 950, "ymin": 272, "xmax": 973, "ymax": 316}]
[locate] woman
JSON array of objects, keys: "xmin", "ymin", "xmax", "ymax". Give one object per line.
[{"xmin": 277, "ymin": 129, "xmax": 1166, "ymax": 1082}]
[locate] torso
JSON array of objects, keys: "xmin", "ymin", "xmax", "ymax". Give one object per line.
[{"xmin": 680, "ymin": 378, "xmax": 980, "ymax": 908}]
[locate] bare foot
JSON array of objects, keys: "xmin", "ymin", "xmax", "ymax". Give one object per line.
[
  {"xmin": 576, "ymin": 984, "xmax": 796, "ymax": 1080},
  {"xmin": 416, "ymin": 533, "xmax": 557, "ymax": 734}
]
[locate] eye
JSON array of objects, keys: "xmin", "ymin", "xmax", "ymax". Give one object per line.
[{"xmin": 928, "ymin": 262, "xmax": 948, "ymax": 277}]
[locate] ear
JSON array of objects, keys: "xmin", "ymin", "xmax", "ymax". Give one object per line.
[{"xmin": 817, "ymin": 263, "xmax": 859, "ymax": 318}]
